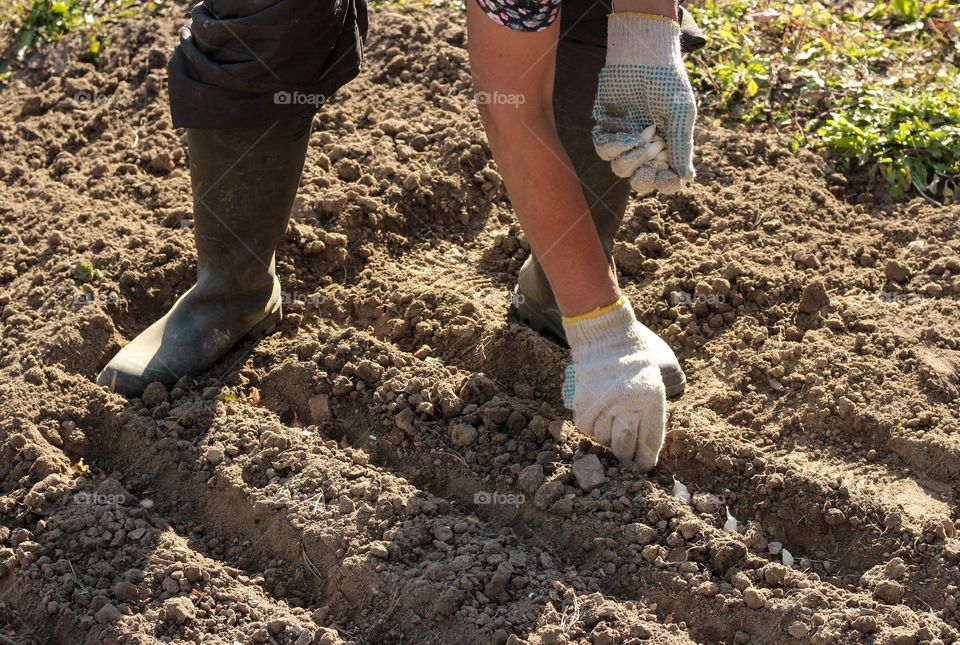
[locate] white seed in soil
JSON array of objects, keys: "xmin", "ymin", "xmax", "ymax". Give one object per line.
[
  {"xmin": 723, "ymin": 507, "xmax": 739, "ymax": 533},
  {"xmin": 672, "ymin": 478, "xmax": 691, "ymax": 503},
  {"xmin": 781, "ymin": 549, "xmax": 795, "ymax": 566}
]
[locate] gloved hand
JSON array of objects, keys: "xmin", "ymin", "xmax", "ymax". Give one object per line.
[
  {"xmin": 562, "ymin": 297, "xmax": 667, "ymax": 471},
  {"xmin": 592, "ymin": 12, "xmax": 697, "ymax": 195}
]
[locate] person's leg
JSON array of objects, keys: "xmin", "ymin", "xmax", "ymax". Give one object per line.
[
  {"xmin": 513, "ymin": 11, "xmax": 687, "ymax": 397},
  {"xmin": 97, "ymin": 0, "xmax": 367, "ymax": 396}
]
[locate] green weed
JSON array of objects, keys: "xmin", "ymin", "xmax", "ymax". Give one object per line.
[{"xmin": 688, "ymin": 0, "xmax": 960, "ymax": 200}]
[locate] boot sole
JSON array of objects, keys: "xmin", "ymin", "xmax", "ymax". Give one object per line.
[{"xmin": 514, "ymin": 290, "xmax": 687, "ymax": 399}]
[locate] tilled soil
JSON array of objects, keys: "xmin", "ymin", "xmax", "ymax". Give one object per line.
[{"xmin": 1, "ymin": 3, "xmax": 959, "ymax": 644}]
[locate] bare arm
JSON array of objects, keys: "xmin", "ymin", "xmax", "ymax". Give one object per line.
[{"xmin": 466, "ymin": 2, "xmax": 619, "ymax": 316}]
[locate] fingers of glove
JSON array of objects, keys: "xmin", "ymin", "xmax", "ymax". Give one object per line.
[
  {"xmin": 654, "ymin": 169, "xmax": 683, "ymax": 195},
  {"xmin": 593, "ymin": 126, "xmax": 654, "ymax": 162},
  {"xmin": 630, "ymin": 166, "xmax": 657, "ymax": 195},
  {"xmin": 591, "ymin": 409, "xmax": 615, "ymax": 451},
  {"xmin": 610, "ymin": 139, "xmax": 664, "ymax": 177},
  {"xmin": 632, "ymin": 395, "xmax": 667, "ymax": 472},
  {"xmin": 608, "ymin": 408, "xmax": 638, "ymax": 463}
]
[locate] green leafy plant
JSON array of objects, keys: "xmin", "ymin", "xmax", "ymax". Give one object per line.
[
  {"xmin": 73, "ymin": 260, "xmax": 101, "ymax": 283},
  {"xmin": 817, "ymin": 89, "xmax": 960, "ymax": 201},
  {"xmin": 1, "ymin": 0, "xmax": 160, "ymax": 64},
  {"xmin": 687, "ymin": 0, "xmax": 960, "ymax": 200}
]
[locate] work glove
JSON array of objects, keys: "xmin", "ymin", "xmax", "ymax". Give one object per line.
[
  {"xmin": 562, "ymin": 298, "xmax": 667, "ymax": 471},
  {"xmin": 592, "ymin": 12, "xmax": 697, "ymax": 195}
]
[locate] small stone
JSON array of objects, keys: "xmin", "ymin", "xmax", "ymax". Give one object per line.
[
  {"xmin": 150, "ymin": 152, "xmax": 175, "ymax": 174},
  {"xmin": 696, "ymin": 581, "xmax": 720, "ymax": 597},
  {"xmin": 798, "ymin": 280, "xmax": 830, "ymax": 314},
  {"xmin": 549, "ymin": 497, "xmax": 573, "ymax": 517},
  {"xmin": 626, "ymin": 523, "xmax": 657, "ymax": 546},
  {"xmin": 394, "ymin": 408, "xmax": 416, "ymax": 433},
  {"xmin": 21, "ymin": 95, "xmax": 44, "ymax": 116},
  {"xmin": 852, "ymin": 615, "xmax": 878, "ymax": 633},
  {"xmin": 548, "ymin": 420, "xmax": 565, "ymax": 442},
  {"xmin": 308, "ymin": 394, "xmax": 331, "ymax": 422},
  {"xmin": 141, "ymin": 382, "xmax": 168, "ymax": 407},
  {"xmin": 447, "ymin": 554, "xmax": 473, "ymax": 572},
  {"xmin": 114, "ymin": 581, "xmax": 139, "ymax": 603},
  {"xmin": 787, "ymin": 622, "xmax": 810, "ymax": 639},
  {"xmin": 369, "ymin": 542, "xmax": 389, "ymax": 559},
  {"xmin": 874, "ymin": 580, "xmax": 905, "ymax": 604},
  {"xmin": 95, "ymin": 603, "xmax": 121, "ymax": 624},
  {"xmin": 824, "ymin": 508, "xmax": 845, "ymax": 526},
  {"xmin": 743, "ymin": 587, "xmax": 765, "ymax": 609},
  {"xmin": 678, "ymin": 520, "xmax": 698, "ymax": 540},
  {"xmin": 762, "ymin": 563, "xmax": 787, "ymax": 585},
  {"xmin": 884, "ymin": 557, "xmax": 906, "ymax": 580},
  {"xmin": 533, "ymin": 481, "xmax": 563, "ymax": 510},
  {"xmin": 205, "ymin": 447, "xmax": 224, "ymax": 465},
  {"xmin": 517, "ymin": 464, "xmax": 545, "ymax": 494},
  {"xmin": 692, "ymin": 492, "xmax": 723, "ymax": 514},
  {"xmin": 450, "ymin": 423, "xmax": 478, "ymax": 446},
  {"xmin": 163, "ymin": 597, "xmax": 197, "ymax": 624},
  {"xmin": 641, "ymin": 544, "xmax": 662, "ymax": 562},
  {"xmin": 571, "ymin": 454, "xmax": 606, "ymax": 492},
  {"xmin": 884, "ymin": 260, "xmax": 911, "ymax": 283}
]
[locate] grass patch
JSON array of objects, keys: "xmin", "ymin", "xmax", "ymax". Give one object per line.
[
  {"xmin": 0, "ymin": 0, "xmax": 162, "ymax": 71},
  {"xmin": 687, "ymin": 0, "xmax": 960, "ymax": 202}
]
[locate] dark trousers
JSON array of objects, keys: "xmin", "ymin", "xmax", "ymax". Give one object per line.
[{"xmin": 166, "ymin": 1, "xmax": 626, "ymax": 229}]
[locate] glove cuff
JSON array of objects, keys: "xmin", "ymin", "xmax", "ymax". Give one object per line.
[
  {"xmin": 562, "ymin": 297, "xmax": 649, "ymax": 359},
  {"xmin": 606, "ymin": 12, "xmax": 682, "ymax": 67}
]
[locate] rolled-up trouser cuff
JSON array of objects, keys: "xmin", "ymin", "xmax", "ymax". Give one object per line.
[{"xmin": 168, "ymin": 0, "xmax": 368, "ymax": 130}]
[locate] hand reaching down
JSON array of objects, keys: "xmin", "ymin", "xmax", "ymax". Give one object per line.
[{"xmin": 561, "ymin": 298, "xmax": 667, "ymax": 471}]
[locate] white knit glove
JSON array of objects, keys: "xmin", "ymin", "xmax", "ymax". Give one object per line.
[
  {"xmin": 592, "ymin": 13, "xmax": 697, "ymax": 195},
  {"xmin": 561, "ymin": 298, "xmax": 667, "ymax": 471}
]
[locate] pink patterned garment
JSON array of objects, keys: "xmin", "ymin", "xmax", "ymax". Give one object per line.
[{"xmin": 474, "ymin": 0, "xmax": 561, "ymax": 31}]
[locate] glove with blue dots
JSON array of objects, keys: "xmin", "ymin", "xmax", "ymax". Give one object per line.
[{"xmin": 592, "ymin": 13, "xmax": 697, "ymax": 196}]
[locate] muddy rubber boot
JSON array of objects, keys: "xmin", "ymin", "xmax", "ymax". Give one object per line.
[
  {"xmin": 513, "ymin": 38, "xmax": 687, "ymax": 397},
  {"xmin": 96, "ymin": 116, "xmax": 312, "ymax": 397}
]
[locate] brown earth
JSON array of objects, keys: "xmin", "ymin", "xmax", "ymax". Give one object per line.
[{"xmin": 1, "ymin": 3, "xmax": 959, "ymax": 644}]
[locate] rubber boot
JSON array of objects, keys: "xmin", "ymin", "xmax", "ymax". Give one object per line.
[
  {"xmin": 678, "ymin": 0, "xmax": 707, "ymax": 54},
  {"xmin": 96, "ymin": 116, "xmax": 312, "ymax": 397},
  {"xmin": 513, "ymin": 38, "xmax": 687, "ymax": 397}
]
